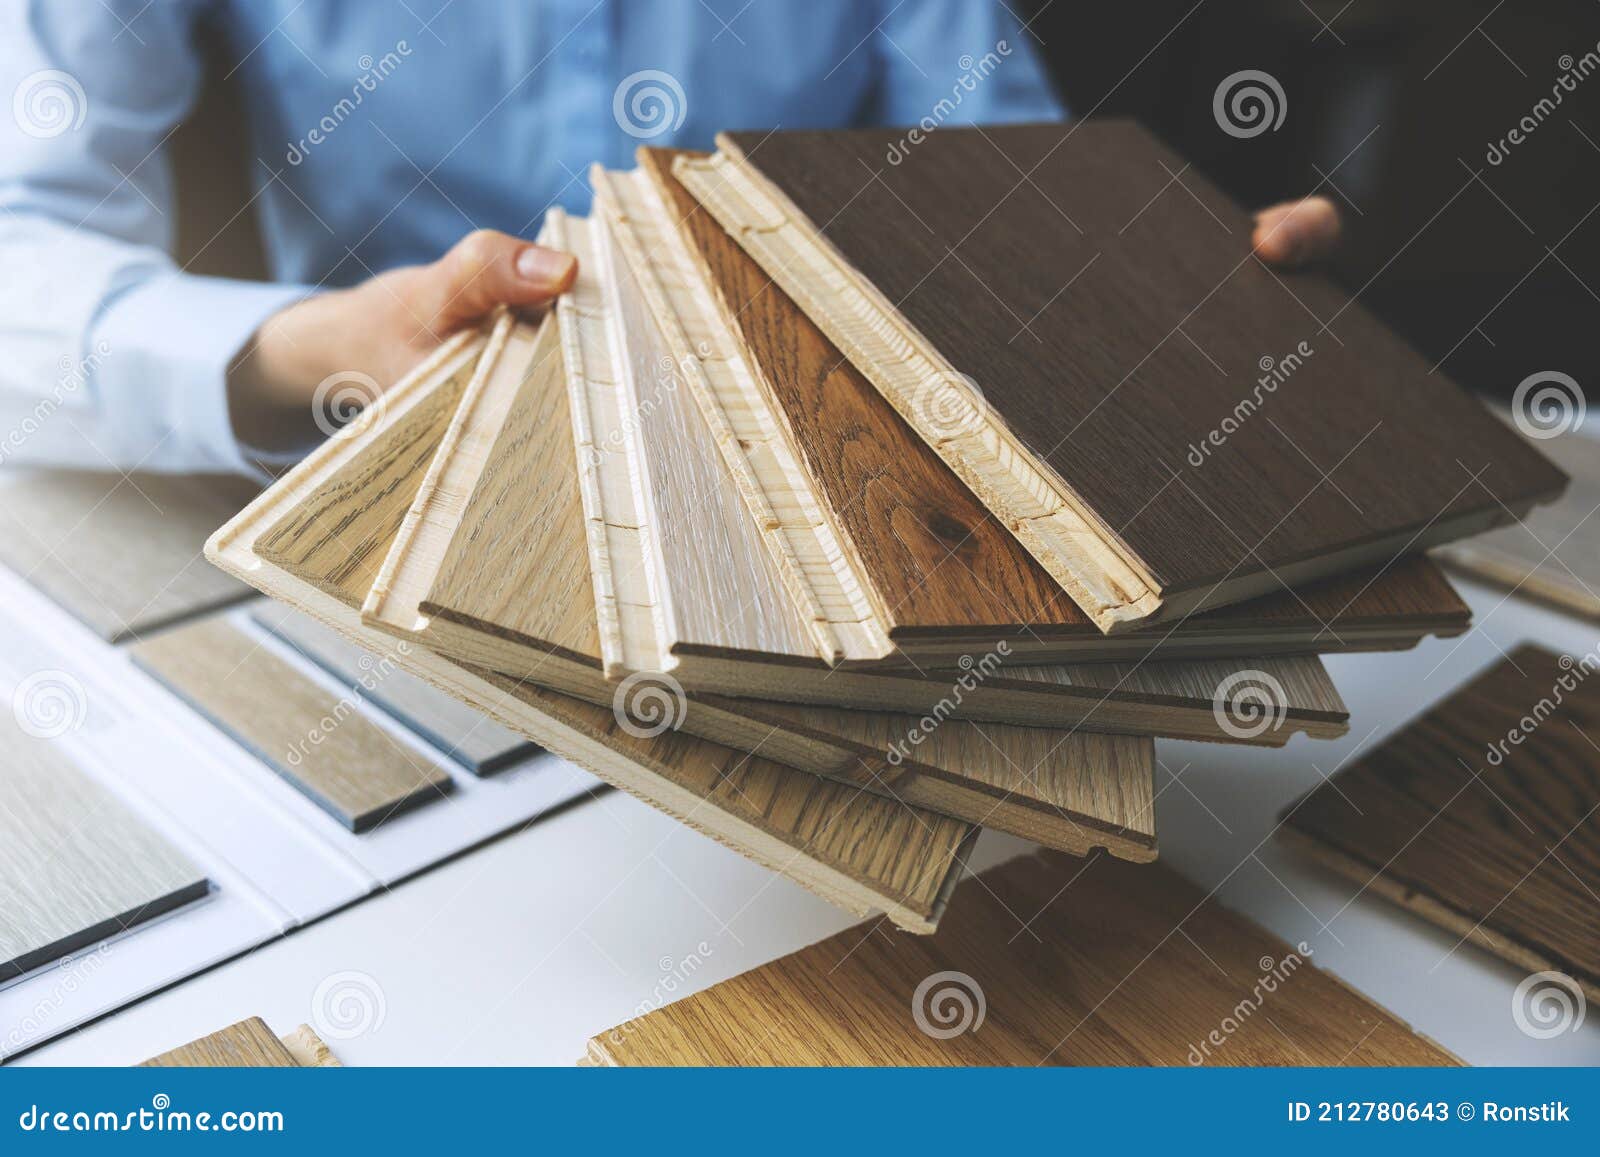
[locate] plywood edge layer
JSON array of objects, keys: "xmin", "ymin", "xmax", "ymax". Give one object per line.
[
  {"xmin": 679, "ymin": 145, "xmax": 1162, "ymax": 635},
  {"xmin": 553, "ymin": 210, "xmax": 677, "ymax": 677},
  {"xmin": 595, "ymin": 164, "xmax": 893, "ymax": 664}
]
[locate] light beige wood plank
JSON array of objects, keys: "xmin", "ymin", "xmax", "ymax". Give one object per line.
[
  {"xmin": 1, "ymin": 722, "xmax": 209, "ymax": 980},
  {"xmin": 131, "ymin": 617, "xmax": 455, "ymax": 833},
  {"xmin": 0, "ymin": 471, "xmax": 258, "ymax": 642},
  {"xmin": 141, "ymin": 1018, "xmax": 300, "ymax": 1067},
  {"xmin": 279, "ymin": 1024, "xmax": 342, "ymax": 1067}
]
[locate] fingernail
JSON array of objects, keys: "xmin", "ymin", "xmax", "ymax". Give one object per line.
[{"xmin": 516, "ymin": 247, "xmax": 576, "ymax": 287}]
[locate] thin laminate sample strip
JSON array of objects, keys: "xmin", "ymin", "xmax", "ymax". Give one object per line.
[
  {"xmin": 679, "ymin": 121, "xmax": 1564, "ymax": 631},
  {"xmin": 253, "ymin": 605, "xmax": 537, "ymax": 775},
  {"xmin": 586, "ymin": 850, "xmax": 1456, "ymax": 1066},
  {"xmin": 354, "ymin": 302, "xmax": 1155, "ymax": 859},
  {"xmin": 131, "ymin": 617, "xmax": 455, "ymax": 833},
  {"xmin": 1, "ymin": 726, "xmax": 209, "ymax": 980},
  {"xmin": 206, "ymin": 332, "xmax": 974, "ymax": 930},
  {"xmin": 1283, "ymin": 644, "xmax": 1600, "ymax": 1001},
  {"xmin": 643, "ymin": 147, "xmax": 1471, "ymax": 665},
  {"xmin": 0, "ymin": 470, "xmax": 259, "ymax": 642}
]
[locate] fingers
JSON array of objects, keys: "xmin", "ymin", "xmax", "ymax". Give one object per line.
[
  {"xmin": 1252, "ymin": 197, "xmax": 1342, "ymax": 268},
  {"xmin": 427, "ymin": 229, "xmax": 577, "ymax": 331}
]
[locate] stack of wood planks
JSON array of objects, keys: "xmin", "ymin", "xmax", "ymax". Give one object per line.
[{"xmin": 208, "ymin": 118, "xmax": 1563, "ymax": 934}]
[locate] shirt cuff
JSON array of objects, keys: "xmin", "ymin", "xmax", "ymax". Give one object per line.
[{"xmin": 90, "ymin": 273, "xmax": 314, "ymax": 479}]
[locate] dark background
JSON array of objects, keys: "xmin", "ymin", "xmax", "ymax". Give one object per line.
[{"xmin": 173, "ymin": 0, "xmax": 1600, "ymax": 397}]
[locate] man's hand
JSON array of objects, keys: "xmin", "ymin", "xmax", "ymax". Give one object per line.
[
  {"xmin": 229, "ymin": 229, "xmax": 576, "ymax": 452},
  {"xmin": 1251, "ymin": 196, "xmax": 1342, "ymax": 267}
]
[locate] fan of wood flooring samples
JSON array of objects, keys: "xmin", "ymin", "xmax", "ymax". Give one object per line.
[
  {"xmin": 638, "ymin": 147, "xmax": 1472, "ymax": 667},
  {"xmin": 1281, "ymin": 643, "xmax": 1600, "ymax": 1001},
  {"xmin": 585, "ymin": 850, "xmax": 1456, "ymax": 1066},
  {"xmin": 1, "ymin": 722, "xmax": 209, "ymax": 980},
  {"xmin": 1435, "ymin": 411, "xmax": 1600, "ymax": 620},
  {"xmin": 674, "ymin": 120, "xmax": 1567, "ymax": 633},
  {"xmin": 376, "ymin": 215, "xmax": 1347, "ymax": 744},
  {"xmin": 0, "ymin": 470, "xmax": 258, "ymax": 642},
  {"xmin": 347, "ymin": 305, "xmax": 1156, "ymax": 858},
  {"xmin": 206, "ymin": 330, "xmax": 976, "ymax": 930}
]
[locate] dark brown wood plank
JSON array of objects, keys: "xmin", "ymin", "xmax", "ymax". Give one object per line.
[
  {"xmin": 1283, "ymin": 643, "xmax": 1600, "ymax": 1001},
  {"xmin": 587, "ymin": 850, "xmax": 1456, "ymax": 1066},
  {"xmin": 717, "ymin": 120, "xmax": 1563, "ymax": 615},
  {"xmin": 645, "ymin": 146, "xmax": 1471, "ymax": 653}
]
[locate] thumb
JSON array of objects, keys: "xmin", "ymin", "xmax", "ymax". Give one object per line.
[
  {"xmin": 426, "ymin": 229, "xmax": 577, "ymax": 331},
  {"xmin": 1252, "ymin": 197, "xmax": 1341, "ymax": 268}
]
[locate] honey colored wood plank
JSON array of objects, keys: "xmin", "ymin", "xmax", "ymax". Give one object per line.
[
  {"xmin": 141, "ymin": 1017, "xmax": 300, "ymax": 1068},
  {"xmin": 1434, "ymin": 414, "xmax": 1600, "ymax": 620},
  {"xmin": 681, "ymin": 122, "xmax": 1565, "ymax": 632},
  {"xmin": 131, "ymin": 617, "xmax": 455, "ymax": 833},
  {"xmin": 1282, "ymin": 643, "xmax": 1600, "ymax": 1003},
  {"xmin": 349, "ymin": 282, "xmax": 1155, "ymax": 857},
  {"xmin": 253, "ymin": 605, "xmax": 537, "ymax": 775},
  {"xmin": 586, "ymin": 850, "xmax": 1456, "ymax": 1066},
  {"xmin": 1, "ymin": 722, "xmax": 210, "ymax": 981},
  {"xmin": 279, "ymin": 1024, "xmax": 342, "ymax": 1067},
  {"xmin": 0, "ymin": 470, "xmax": 258, "ymax": 642},
  {"xmin": 204, "ymin": 335, "xmax": 974, "ymax": 930},
  {"xmin": 645, "ymin": 147, "xmax": 1471, "ymax": 664}
]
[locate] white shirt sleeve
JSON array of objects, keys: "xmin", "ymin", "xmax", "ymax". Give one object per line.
[{"xmin": 0, "ymin": 0, "xmax": 309, "ymax": 479}]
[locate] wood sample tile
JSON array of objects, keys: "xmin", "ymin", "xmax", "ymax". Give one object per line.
[
  {"xmin": 1, "ymin": 725, "xmax": 209, "ymax": 980},
  {"xmin": 367, "ymin": 222, "xmax": 1346, "ymax": 746},
  {"xmin": 206, "ymin": 332, "xmax": 974, "ymax": 930},
  {"xmin": 130, "ymin": 617, "xmax": 455, "ymax": 833},
  {"xmin": 644, "ymin": 147, "xmax": 1471, "ymax": 666},
  {"xmin": 1282, "ymin": 644, "xmax": 1600, "ymax": 1001},
  {"xmin": 586, "ymin": 850, "xmax": 1455, "ymax": 1066},
  {"xmin": 1435, "ymin": 414, "xmax": 1600, "ymax": 620},
  {"xmin": 333, "ymin": 313, "xmax": 1158, "ymax": 859},
  {"xmin": 678, "ymin": 121, "xmax": 1565, "ymax": 632},
  {"xmin": 141, "ymin": 1017, "xmax": 300, "ymax": 1067},
  {"xmin": 0, "ymin": 470, "xmax": 258, "ymax": 642},
  {"xmin": 253, "ymin": 605, "xmax": 537, "ymax": 775}
]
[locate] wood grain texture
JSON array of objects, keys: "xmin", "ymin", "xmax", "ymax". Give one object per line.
[
  {"xmin": 586, "ymin": 850, "xmax": 1455, "ymax": 1066},
  {"xmin": 279, "ymin": 1024, "xmax": 342, "ymax": 1067},
  {"xmin": 253, "ymin": 605, "xmax": 537, "ymax": 775},
  {"xmin": 0, "ymin": 470, "xmax": 258, "ymax": 642},
  {"xmin": 131, "ymin": 617, "xmax": 455, "ymax": 833},
  {"xmin": 1283, "ymin": 644, "xmax": 1600, "ymax": 1002},
  {"xmin": 684, "ymin": 121, "xmax": 1565, "ymax": 630},
  {"xmin": 646, "ymin": 148, "xmax": 1471, "ymax": 663},
  {"xmin": 1434, "ymin": 413, "xmax": 1600, "ymax": 620},
  {"xmin": 347, "ymin": 297, "xmax": 1156, "ymax": 856},
  {"xmin": 203, "ymin": 334, "xmax": 974, "ymax": 930},
  {"xmin": 140, "ymin": 1017, "xmax": 300, "ymax": 1068},
  {"xmin": 1, "ymin": 724, "xmax": 209, "ymax": 981}
]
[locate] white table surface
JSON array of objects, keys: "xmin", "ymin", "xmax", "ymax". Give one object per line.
[{"xmin": 13, "ymin": 575, "xmax": 1600, "ymax": 1067}]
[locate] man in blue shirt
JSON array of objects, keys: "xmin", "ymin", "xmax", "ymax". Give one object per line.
[{"xmin": 0, "ymin": 1, "xmax": 1336, "ymax": 477}]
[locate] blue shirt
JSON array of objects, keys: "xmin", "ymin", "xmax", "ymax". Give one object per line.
[{"xmin": 0, "ymin": 1, "xmax": 1061, "ymax": 475}]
